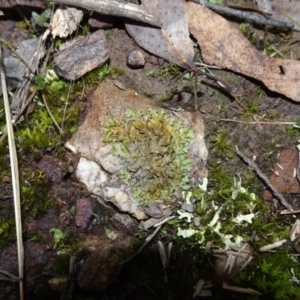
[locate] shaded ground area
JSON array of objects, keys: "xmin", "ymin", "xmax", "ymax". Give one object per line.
[{"xmin": 1, "ymin": 4, "xmax": 300, "ymax": 300}]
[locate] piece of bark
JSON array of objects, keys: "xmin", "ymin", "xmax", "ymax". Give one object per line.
[
  {"xmin": 50, "ymin": 7, "xmax": 83, "ymax": 38},
  {"xmin": 269, "ymin": 148, "xmax": 300, "ymax": 194},
  {"xmin": 54, "ymin": 30, "xmax": 109, "ymax": 80},
  {"xmin": 185, "ymin": 2, "xmax": 300, "ymax": 102},
  {"xmin": 39, "ymin": 0, "xmax": 161, "ymax": 27}
]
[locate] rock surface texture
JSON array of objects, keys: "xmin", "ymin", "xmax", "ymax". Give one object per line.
[{"xmin": 66, "ymin": 80, "xmax": 208, "ymax": 219}]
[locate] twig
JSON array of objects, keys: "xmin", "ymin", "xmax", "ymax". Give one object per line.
[
  {"xmin": 0, "ymin": 44, "xmax": 24, "ymax": 300},
  {"xmin": 221, "ymin": 118, "xmax": 297, "ymax": 126},
  {"xmin": 0, "ymin": 269, "xmax": 22, "ymax": 282},
  {"xmin": 189, "ymin": 0, "xmax": 294, "ymax": 30},
  {"xmin": 235, "ymin": 147, "xmax": 293, "ymax": 211},
  {"xmin": 281, "ymin": 209, "xmax": 300, "ymax": 215},
  {"xmin": 39, "ymin": 0, "xmax": 161, "ymax": 28},
  {"xmin": 119, "ymin": 224, "xmax": 162, "ymax": 265}
]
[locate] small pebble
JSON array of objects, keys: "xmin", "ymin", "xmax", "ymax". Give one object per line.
[
  {"xmin": 181, "ymin": 203, "xmax": 194, "ymax": 213},
  {"xmin": 127, "ymin": 49, "xmax": 145, "ymax": 68}
]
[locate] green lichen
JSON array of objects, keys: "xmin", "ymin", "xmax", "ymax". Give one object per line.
[{"xmin": 104, "ymin": 108, "xmax": 195, "ymax": 204}]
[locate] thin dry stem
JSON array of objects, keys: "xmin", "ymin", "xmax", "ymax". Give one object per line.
[{"xmin": 0, "ymin": 44, "xmax": 24, "ymax": 300}]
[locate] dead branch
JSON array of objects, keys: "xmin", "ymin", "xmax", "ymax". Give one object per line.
[
  {"xmin": 235, "ymin": 147, "xmax": 293, "ymax": 211},
  {"xmin": 39, "ymin": 0, "xmax": 161, "ymax": 27},
  {"xmin": 189, "ymin": 0, "xmax": 294, "ymax": 30}
]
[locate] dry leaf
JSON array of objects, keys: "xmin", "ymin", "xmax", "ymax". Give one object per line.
[
  {"xmin": 51, "ymin": 7, "xmax": 83, "ymax": 38},
  {"xmin": 185, "ymin": 2, "xmax": 300, "ymax": 102},
  {"xmin": 272, "ymin": 0, "xmax": 300, "ymax": 30},
  {"xmin": 125, "ymin": 0, "xmax": 194, "ymax": 69}
]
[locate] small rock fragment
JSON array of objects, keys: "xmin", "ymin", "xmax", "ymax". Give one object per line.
[
  {"xmin": 143, "ymin": 203, "xmax": 164, "ymax": 218},
  {"xmin": 181, "ymin": 202, "xmax": 194, "ymax": 213},
  {"xmin": 193, "ymin": 217, "xmax": 200, "ymax": 227},
  {"xmin": 127, "ymin": 49, "xmax": 145, "ymax": 68},
  {"xmin": 75, "ymin": 198, "xmax": 94, "ymax": 230},
  {"xmin": 139, "ymin": 208, "xmax": 173, "ymax": 230},
  {"xmin": 54, "ymin": 30, "xmax": 109, "ymax": 80}
]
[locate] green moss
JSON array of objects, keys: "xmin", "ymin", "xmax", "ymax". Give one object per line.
[
  {"xmin": 104, "ymin": 108, "xmax": 195, "ymax": 204},
  {"xmin": 146, "ymin": 63, "xmax": 181, "ymax": 81},
  {"xmin": 235, "ymin": 249, "xmax": 300, "ymax": 299},
  {"xmin": 84, "ymin": 63, "xmax": 125, "ymax": 86},
  {"xmin": 21, "ymin": 170, "xmax": 52, "ymax": 218},
  {"xmin": 210, "ymin": 128, "xmax": 234, "ymax": 158}
]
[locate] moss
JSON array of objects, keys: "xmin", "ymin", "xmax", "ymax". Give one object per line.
[
  {"xmin": 83, "ymin": 63, "xmax": 125, "ymax": 86},
  {"xmin": 235, "ymin": 248, "xmax": 300, "ymax": 299},
  {"xmin": 21, "ymin": 170, "xmax": 52, "ymax": 218},
  {"xmin": 104, "ymin": 108, "xmax": 195, "ymax": 204},
  {"xmin": 0, "ymin": 218, "xmax": 16, "ymax": 249},
  {"xmin": 210, "ymin": 128, "xmax": 234, "ymax": 158},
  {"xmin": 146, "ymin": 63, "xmax": 181, "ymax": 81}
]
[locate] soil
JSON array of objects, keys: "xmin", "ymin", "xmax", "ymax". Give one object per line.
[{"xmin": 1, "ymin": 3, "xmax": 300, "ymax": 300}]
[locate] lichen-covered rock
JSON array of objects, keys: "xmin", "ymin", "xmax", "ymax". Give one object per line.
[{"xmin": 66, "ymin": 80, "xmax": 207, "ymax": 219}]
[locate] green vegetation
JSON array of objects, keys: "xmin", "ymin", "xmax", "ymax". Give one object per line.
[
  {"xmin": 236, "ymin": 249, "xmax": 300, "ymax": 299},
  {"xmin": 146, "ymin": 63, "xmax": 181, "ymax": 81},
  {"xmin": 210, "ymin": 128, "xmax": 234, "ymax": 158},
  {"xmin": 104, "ymin": 108, "xmax": 195, "ymax": 204},
  {"xmin": 84, "ymin": 63, "xmax": 125, "ymax": 86}
]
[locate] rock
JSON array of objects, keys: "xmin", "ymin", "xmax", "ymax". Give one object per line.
[
  {"xmin": 95, "ymin": 144, "xmax": 124, "ymax": 174},
  {"xmin": 112, "ymin": 213, "xmax": 138, "ymax": 235},
  {"xmin": 54, "ymin": 30, "xmax": 109, "ymax": 80},
  {"xmin": 127, "ymin": 48, "xmax": 145, "ymax": 68},
  {"xmin": 75, "ymin": 157, "xmax": 108, "ymax": 196},
  {"xmin": 139, "ymin": 207, "xmax": 173, "ymax": 230},
  {"xmin": 181, "ymin": 202, "xmax": 194, "ymax": 213},
  {"xmin": 75, "ymin": 198, "xmax": 94, "ymax": 231},
  {"xmin": 143, "ymin": 203, "xmax": 164, "ymax": 218},
  {"xmin": 100, "ymin": 181, "xmax": 147, "ymax": 220},
  {"xmin": 2, "ymin": 38, "xmax": 41, "ymax": 96},
  {"xmin": 66, "ymin": 80, "xmax": 208, "ymax": 220}
]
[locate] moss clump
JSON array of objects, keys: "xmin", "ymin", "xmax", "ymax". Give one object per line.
[
  {"xmin": 104, "ymin": 108, "xmax": 195, "ymax": 204},
  {"xmin": 235, "ymin": 249, "xmax": 300, "ymax": 299}
]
